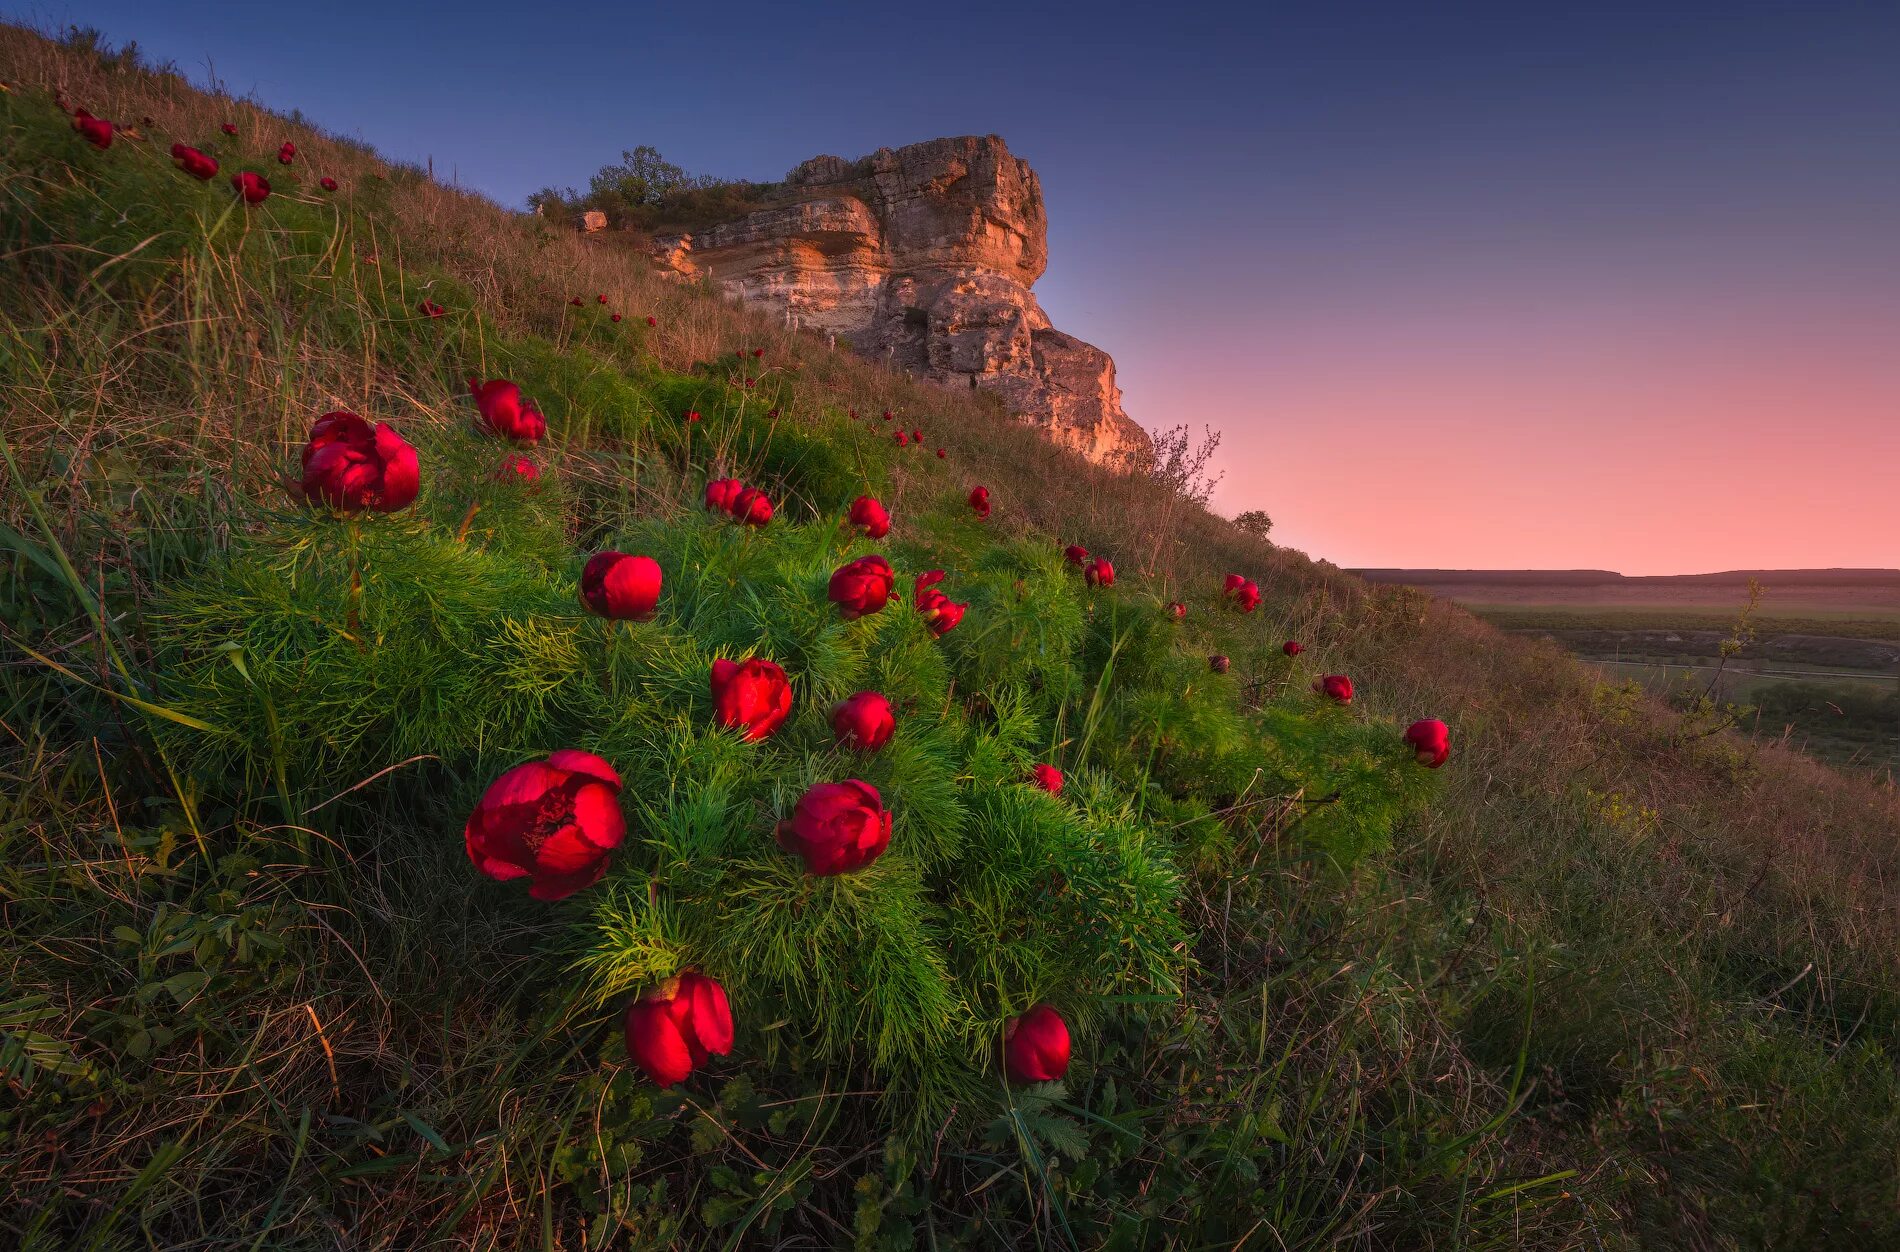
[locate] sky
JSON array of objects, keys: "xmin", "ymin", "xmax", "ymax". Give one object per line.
[{"xmin": 11, "ymin": 0, "xmax": 1898, "ymax": 573}]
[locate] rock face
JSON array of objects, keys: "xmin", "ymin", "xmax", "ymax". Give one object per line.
[{"xmin": 647, "ymin": 136, "xmax": 1147, "ymax": 464}]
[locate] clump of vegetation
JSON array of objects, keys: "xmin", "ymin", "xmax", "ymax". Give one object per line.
[
  {"xmin": 528, "ymin": 143, "xmax": 779, "ymax": 234},
  {"xmin": 4, "ymin": 21, "xmax": 1899, "ymax": 1251}
]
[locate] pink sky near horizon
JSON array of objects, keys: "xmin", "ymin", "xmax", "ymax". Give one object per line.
[{"xmin": 1190, "ymin": 298, "xmax": 1900, "ymax": 575}]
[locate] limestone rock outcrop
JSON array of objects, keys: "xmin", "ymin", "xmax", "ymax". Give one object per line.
[{"xmin": 646, "ymin": 135, "xmax": 1147, "ymax": 464}]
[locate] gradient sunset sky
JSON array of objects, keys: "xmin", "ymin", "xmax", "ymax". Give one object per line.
[{"xmin": 16, "ymin": 0, "xmax": 1897, "ymax": 573}]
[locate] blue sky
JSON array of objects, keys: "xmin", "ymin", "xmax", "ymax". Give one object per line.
[{"xmin": 12, "ymin": 1, "xmax": 1898, "ymax": 571}]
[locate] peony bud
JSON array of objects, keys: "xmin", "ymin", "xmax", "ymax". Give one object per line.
[
  {"xmin": 1064, "ymin": 545, "xmax": 1089, "ymax": 567},
  {"xmin": 1084, "ymin": 558, "xmax": 1115, "ymax": 588},
  {"xmin": 831, "ymin": 691, "xmax": 895, "ymax": 752},
  {"xmin": 776, "ymin": 780, "xmax": 892, "ymax": 875},
  {"xmin": 1003, "ymin": 1004, "xmax": 1070, "ymax": 1083},
  {"xmin": 829, "ymin": 554, "xmax": 895, "ymax": 619},
  {"xmin": 710, "ymin": 657, "xmax": 793, "ymax": 742},
  {"xmin": 580, "ymin": 552, "xmax": 661, "ymax": 621},
  {"xmin": 1403, "ymin": 719, "xmax": 1450, "ymax": 768},
  {"xmin": 1283, "ymin": 641, "xmax": 1304, "ymax": 657}
]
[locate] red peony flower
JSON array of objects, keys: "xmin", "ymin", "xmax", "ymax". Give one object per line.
[
  {"xmin": 646, "ymin": 315, "xmax": 657, "ymax": 327},
  {"xmin": 319, "ymin": 176, "xmax": 338, "ymax": 191},
  {"xmin": 220, "ymin": 122, "xmax": 238, "ymax": 135},
  {"xmin": 497, "ymin": 454, "xmax": 539, "ymax": 483},
  {"xmin": 1283, "ymin": 640, "xmax": 1304, "ymax": 657},
  {"xmin": 881, "ymin": 410, "xmax": 893, "ymax": 421},
  {"xmin": 847, "ymin": 494, "xmax": 891, "ymax": 539},
  {"xmin": 893, "ymin": 430, "xmax": 908, "ymax": 446},
  {"xmin": 910, "ymin": 429, "xmax": 922, "ymax": 443},
  {"xmin": 968, "ymin": 485, "xmax": 991, "ymax": 519},
  {"xmin": 936, "ymin": 448, "xmax": 946, "ymax": 458},
  {"xmin": 468, "ymin": 378, "xmax": 547, "ymax": 443},
  {"xmin": 1223, "ymin": 575, "xmax": 1261, "ymax": 613},
  {"xmin": 624, "ymin": 970, "xmax": 733, "ymax": 1086},
  {"xmin": 1064, "ymin": 544, "xmax": 1089, "ymax": 566},
  {"xmin": 1030, "ymin": 764, "xmax": 1064, "ymax": 794},
  {"xmin": 704, "ymin": 477, "xmax": 744, "ymax": 514},
  {"xmin": 72, "ymin": 109, "xmax": 113, "ymax": 148},
  {"xmin": 1209, "ymin": 654, "xmax": 1231, "ymax": 673},
  {"xmin": 1084, "ymin": 558, "xmax": 1115, "ymax": 588},
  {"xmin": 829, "ymin": 554, "xmax": 895, "ymax": 619},
  {"xmin": 580, "ymin": 552, "xmax": 661, "ymax": 621},
  {"xmin": 597, "ymin": 294, "xmax": 607, "ymax": 304},
  {"xmin": 1004, "ymin": 1004, "xmax": 1071, "ymax": 1083},
  {"xmin": 776, "ymin": 780, "xmax": 892, "ymax": 875},
  {"xmin": 170, "ymin": 142, "xmax": 218, "ymax": 180},
  {"xmin": 464, "ymin": 749, "xmax": 624, "ymax": 900},
  {"xmin": 1167, "ymin": 601, "xmax": 1186, "ymax": 619},
  {"xmin": 419, "ymin": 299, "xmax": 445, "ymax": 318},
  {"xmin": 299, "ymin": 410, "xmax": 419, "ymax": 512},
  {"xmin": 913, "ymin": 570, "xmax": 967, "ymax": 636},
  {"xmin": 752, "ymin": 347, "xmax": 763, "ymax": 358},
  {"xmin": 831, "ymin": 691, "xmax": 895, "ymax": 752},
  {"xmin": 231, "ymin": 171, "xmax": 271, "ymax": 204},
  {"xmin": 1403, "ymin": 719, "xmax": 1450, "ymax": 768},
  {"xmin": 277, "ymin": 141, "xmax": 296, "ymax": 164},
  {"xmin": 1316, "ymin": 674, "xmax": 1354, "ymax": 704},
  {"xmin": 686, "ymin": 409, "xmax": 701, "ymax": 423},
  {"xmin": 569, "ymin": 296, "xmax": 583, "ymax": 307},
  {"xmin": 710, "ymin": 657, "xmax": 793, "ymax": 741},
  {"xmin": 731, "ymin": 487, "xmax": 773, "ymax": 526}
]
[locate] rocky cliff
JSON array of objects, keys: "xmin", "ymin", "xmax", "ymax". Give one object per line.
[{"xmin": 648, "ymin": 136, "xmax": 1148, "ymax": 464}]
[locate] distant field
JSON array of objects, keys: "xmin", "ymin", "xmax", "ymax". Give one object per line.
[{"xmin": 1466, "ymin": 603, "xmax": 1900, "ymax": 642}]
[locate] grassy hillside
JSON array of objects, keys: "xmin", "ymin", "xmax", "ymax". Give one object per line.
[{"xmin": 4, "ymin": 25, "xmax": 1898, "ymax": 1250}]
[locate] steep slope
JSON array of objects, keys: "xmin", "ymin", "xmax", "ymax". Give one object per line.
[{"xmin": 3, "ymin": 25, "xmax": 1897, "ymax": 1251}]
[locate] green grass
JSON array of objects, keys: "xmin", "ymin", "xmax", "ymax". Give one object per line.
[{"xmin": 5, "ymin": 23, "xmax": 1900, "ymax": 1251}]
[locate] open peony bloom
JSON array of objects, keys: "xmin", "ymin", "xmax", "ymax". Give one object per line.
[
  {"xmin": 704, "ymin": 477, "xmax": 744, "ymax": 514},
  {"xmin": 277, "ymin": 141, "xmax": 296, "ymax": 164},
  {"xmin": 731, "ymin": 486, "xmax": 773, "ymax": 526},
  {"xmin": 464, "ymin": 750, "xmax": 625, "ymax": 900},
  {"xmin": 832, "ymin": 690, "xmax": 896, "ymax": 752},
  {"xmin": 1403, "ymin": 719, "xmax": 1451, "ymax": 768},
  {"xmin": 1316, "ymin": 674, "xmax": 1354, "ymax": 704},
  {"xmin": 1167, "ymin": 601, "xmax": 1186, "ymax": 620},
  {"xmin": 170, "ymin": 142, "xmax": 218, "ymax": 180},
  {"xmin": 231, "ymin": 171, "xmax": 271, "ymax": 204},
  {"xmin": 967, "ymin": 485, "xmax": 991, "ymax": 519},
  {"xmin": 777, "ymin": 780, "xmax": 892, "ymax": 875},
  {"xmin": 469, "ymin": 377, "xmax": 546, "ymax": 443},
  {"xmin": 1064, "ymin": 544, "xmax": 1089, "ymax": 567},
  {"xmin": 72, "ymin": 109, "xmax": 114, "ymax": 149},
  {"xmin": 847, "ymin": 494, "xmax": 891, "ymax": 539},
  {"xmin": 624, "ymin": 970, "xmax": 733, "ymax": 1087},
  {"xmin": 1084, "ymin": 558, "xmax": 1115, "ymax": 588},
  {"xmin": 419, "ymin": 299, "xmax": 445, "ymax": 318},
  {"xmin": 1030, "ymin": 764, "xmax": 1064, "ymax": 794},
  {"xmin": 910, "ymin": 428, "xmax": 922, "ymax": 443},
  {"xmin": 1209, "ymin": 654, "xmax": 1231, "ymax": 674},
  {"xmin": 893, "ymin": 430, "xmax": 908, "ymax": 446},
  {"xmin": 580, "ymin": 552, "xmax": 661, "ymax": 621},
  {"xmin": 1223, "ymin": 575, "xmax": 1261, "ymax": 613},
  {"xmin": 221, "ymin": 122, "xmax": 238, "ymax": 135},
  {"xmin": 829, "ymin": 554, "xmax": 895, "ymax": 619},
  {"xmin": 710, "ymin": 657, "xmax": 793, "ymax": 742},
  {"xmin": 299, "ymin": 411, "xmax": 419, "ymax": 512},
  {"xmin": 1003, "ymin": 1005, "xmax": 1071, "ymax": 1083},
  {"xmin": 1283, "ymin": 640, "xmax": 1304, "ymax": 657},
  {"xmin": 319, "ymin": 176, "xmax": 338, "ymax": 191},
  {"xmin": 496, "ymin": 454, "xmax": 539, "ymax": 483},
  {"xmin": 913, "ymin": 570, "xmax": 967, "ymax": 637}
]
